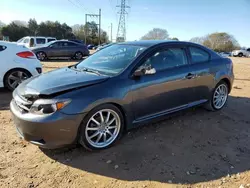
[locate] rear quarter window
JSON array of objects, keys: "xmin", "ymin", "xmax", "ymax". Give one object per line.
[
  {"xmin": 189, "ymin": 46, "xmax": 210, "ymax": 63},
  {"xmin": 0, "ymin": 45, "xmax": 7, "ymax": 52}
]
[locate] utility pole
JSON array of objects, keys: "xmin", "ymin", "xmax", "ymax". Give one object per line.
[
  {"xmin": 85, "ymin": 9, "xmax": 101, "ymax": 45},
  {"xmin": 84, "ymin": 14, "xmax": 87, "ymax": 45},
  {"xmin": 99, "ymin": 9, "xmax": 101, "ymax": 45},
  {"xmin": 110, "ymin": 23, "xmax": 113, "ymax": 42},
  {"xmin": 116, "ymin": 0, "xmax": 130, "ymax": 42}
]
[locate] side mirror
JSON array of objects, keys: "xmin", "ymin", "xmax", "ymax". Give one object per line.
[
  {"xmin": 133, "ymin": 65, "xmax": 156, "ymax": 78},
  {"xmin": 133, "ymin": 68, "xmax": 146, "ymax": 77}
]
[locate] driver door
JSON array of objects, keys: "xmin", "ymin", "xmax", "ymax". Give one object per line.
[{"xmin": 132, "ymin": 45, "xmax": 197, "ymax": 121}]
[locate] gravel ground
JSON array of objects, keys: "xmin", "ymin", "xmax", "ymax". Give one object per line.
[{"xmin": 1, "ymin": 57, "xmax": 250, "ymax": 188}]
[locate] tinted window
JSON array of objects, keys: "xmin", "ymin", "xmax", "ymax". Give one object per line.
[
  {"xmin": 189, "ymin": 47, "xmax": 209, "ymax": 63},
  {"xmin": 142, "ymin": 48, "xmax": 188, "ymax": 71},
  {"xmin": 47, "ymin": 38, "xmax": 56, "ymax": 42},
  {"xmin": 23, "ymin": 38, "xmax": 29, "ymax": 43},
  {"xmin": 50, "ymin": 42, "xmax": 61, "ymax": 47},
  {"xmin": 247, "ymin": 48, "xmax": 250, "ymax": 52},
  {"xmin": 67, "ymin": 42, "xmax": 78, "ymax": 46},
  {"xmin": 36, "ymin": 38, "xmax": 46, "ymax": 44},
  {"xmin": 0, "ymin": 45, "xmax": 7, "ymax": 52}
]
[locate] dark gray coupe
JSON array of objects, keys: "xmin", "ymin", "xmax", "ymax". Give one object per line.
[
  {"xmin": 32, "ymin": 40, "xmax": 89, "ymax": 61},
  {"xmin": 11, "ymin": 41, "xmax": 234, "ymax": 150}
]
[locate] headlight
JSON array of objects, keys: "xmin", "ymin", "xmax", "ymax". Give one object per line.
[{"xmin": 30, "ymin": 99, "xmax": 71, "ymax": 115}]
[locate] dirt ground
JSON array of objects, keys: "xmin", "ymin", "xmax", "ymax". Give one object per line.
[{"xmin": 1, "ymin": 57, "xmax": 250, "ymax": 188}]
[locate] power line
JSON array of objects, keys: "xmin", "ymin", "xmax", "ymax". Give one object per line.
[{"xmin": 67, "ymin": 0, "xmax": 86, "ymax": 14}]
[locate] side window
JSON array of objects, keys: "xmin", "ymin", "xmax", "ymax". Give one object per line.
[
  {"xmin": 36, "ymin": 38, "xmax": 46, "ymax": 44},
  {"xmin": 189, "ymin": 47, "xmax": 209, "ymax": 63},
  {"xmin": 51, "ymin": 42, "xmax": 61, "ymax": 47},
  {"xmin": 23, "ymin": 38, "xmax": 29, "ymax": 43},
  {"xmin": 247, "ymin": 48, "xmax": 250, "ymax": 52},
  {"xmin": 61, "ymin": 42, "xmax": 69, "ymax": 47},
  {"xmin": 141, "ymin": 48, "xmax": 188, "ymax": 71},
  {"xmin": 67, "ymin": 42, "xmax": 77, "ymax": 47},
  {"xmin": 0, "ymin": 45, "xmax": 7, "ymax": 52}
]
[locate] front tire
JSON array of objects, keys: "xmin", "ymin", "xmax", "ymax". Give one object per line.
[
  {"xmin": 205, "ymin": 81, "xmax": 229, "ymax": 111},
  {"xmin": 74, "ymin": 52, "xmax": 83, "ymax": 60},
  {"xmin": 36, "ymin": 51, "xmax": 47, "ymax": 61},
  {"xmin": 78, "ymin": 104, "xmax": 124, "ymax": 150}
]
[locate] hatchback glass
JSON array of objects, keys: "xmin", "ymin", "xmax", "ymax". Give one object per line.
[{"xmin": 76, "ymin": 44, "xmax": 146, "ymax": 75}]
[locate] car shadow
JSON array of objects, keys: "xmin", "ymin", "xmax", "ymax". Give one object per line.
[
  {"xmin": 42, "ymin": 95, "xmax": 250, "ymax": 184},
  {"xmin": 0, "ymin": 88, "xmax": 12, "ymax": 110}
]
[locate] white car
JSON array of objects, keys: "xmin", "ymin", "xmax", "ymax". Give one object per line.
[
  {"xmin": 0, "ymin": 41, "xmax": 42, "ymax": 91},
  {"xmin": 17, "ymin": 36, "xmax": 56, "ymax": 49},
  {"xmin": 232, "ymin": 48, "xmax": 250, "ymax": 57}
]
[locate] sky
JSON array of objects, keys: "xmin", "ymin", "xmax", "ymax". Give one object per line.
[{"xmin": 0, "ymin": 0, "xmax": 249, "ymax": 47}]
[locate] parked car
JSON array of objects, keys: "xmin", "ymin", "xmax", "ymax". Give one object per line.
[
  {"xmin": 69, "ymin": 39, "xmax": 84, "ymax": 44},
  {"xmin": 219, "ymin": 52, "xmax": 231, "ymax": 58},
  {"xmin": 232, "ymin": 48, "xmax": 250, "ymax": 57},
  {"xmin": 87, "ymin": 44, "xmax": 96, "ymax": 50},
  {"xmin": 96, "ymin": 43, "xmax": 115, "ymax": 51},
  {"xmin": 32, "ymin": 40, "xmax": 89, "ymax": 61},
  {"xmin": 17, "ymin": 36, "xmax": 56, "ymax": 48},
  {"xmin": 10, "ymin": 41, "xmax": 234, "ymax": 150},
  {"xmin": 0, "ymin": 41, "xmax": 42, "ymax": 91}
]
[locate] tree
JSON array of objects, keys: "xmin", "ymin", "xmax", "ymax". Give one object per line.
[
  {"xmin": 1, "ymin": 22, "xmax": 30, "ymax": 41},
  {"xmin": 171, "ymin": 37, "xmax": 179, "ymax": 41},
  {"xmin": 12, "ymin": 20, "xmax": 28, "ymax": 27},
  {"xmin": 28, "ymin": 18, "xmax": 38, "ymax": 35},
  {"xmin": 140, "ymin": 28, "xmax": 169, "ymax": 40},
  {"xmin": 190, "ymin": 32, "xmax": 240, "ymax": 52}
]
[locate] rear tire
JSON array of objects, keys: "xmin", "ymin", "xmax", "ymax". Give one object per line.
[
  {"xmin": 238, "ymin": 53, "xmax": 243, "ymax": 57},
  {"xmin": 204, "ymin": 81, "xmax": 229, "ymax": 111},
  {"xmin": 78, "ymin": 104, "xmax": 124, "ymax": 151},
  {"xmin": 4, "ymin": 69, "xmax": 31, "ymax": 91}
]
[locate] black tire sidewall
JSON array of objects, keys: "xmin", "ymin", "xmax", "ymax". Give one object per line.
[
  {"xmin": 78, "ymin": 104, "xmax": 124, "ymax": 151},
  {"xmin": 75, "ymin": 52, "xmax": 83, "ymax": 60},
  {"xmin": 36, "ymin": 52, "xmax": 46, "ymax": 61},
  {"xmin": 210, "ymin": 81, "xmax": 229, "ymax": 111}
]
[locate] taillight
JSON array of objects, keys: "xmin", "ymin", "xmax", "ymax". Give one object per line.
[{"xmin": 16, "ymin": 51, "xmax": 36, "ymax": 59}]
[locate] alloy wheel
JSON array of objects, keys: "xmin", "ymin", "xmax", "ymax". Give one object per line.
[
  {"xmin": 7, "ymin": 71, "xmax": 29, "ymax": 90},
  {"xmin": 85, "ymin": 109, "xmax": 121, "ymax": 148},
  {"xmin": 213, "ymin": 84, "xmax": 228, "ymax": 109},
  {"xmin": 37, "ymin": 52, "xmax": 46, "ymax": 60}
]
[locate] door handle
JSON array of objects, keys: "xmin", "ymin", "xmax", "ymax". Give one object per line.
[{"xmin": 185, "ymin": 73, "xmax": 196, "ymax": 79}]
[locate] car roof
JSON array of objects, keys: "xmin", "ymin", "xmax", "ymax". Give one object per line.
[{"xmin": 119, "ymin": 40, "xmax": 199, "ymax": 47}]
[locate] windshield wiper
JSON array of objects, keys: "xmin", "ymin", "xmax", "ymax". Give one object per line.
[{"xmin": 81, "ymin": 67, "xmax": 102, "ymax": 76}]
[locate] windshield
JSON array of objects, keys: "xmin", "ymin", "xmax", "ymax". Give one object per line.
[
  {"xmin": 17, "ymin": 37, "xmax": 24, "ymax": 43},
  {"xmin": 76, "ymin": 44, "xmax": 146, "ymax": 76}
]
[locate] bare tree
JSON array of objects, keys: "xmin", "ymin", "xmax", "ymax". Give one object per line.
[
  {"xmin": 190, "ymin": 32, "xmax": 240, "ymax": 52},
  {"xmin": 140, "ymin": 28, "xmax": 169, "ymax": 40}
]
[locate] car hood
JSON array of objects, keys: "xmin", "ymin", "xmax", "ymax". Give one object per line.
[{"xmin": 16, "ymin": 67, "xmax": 109, "ymax": 96}]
